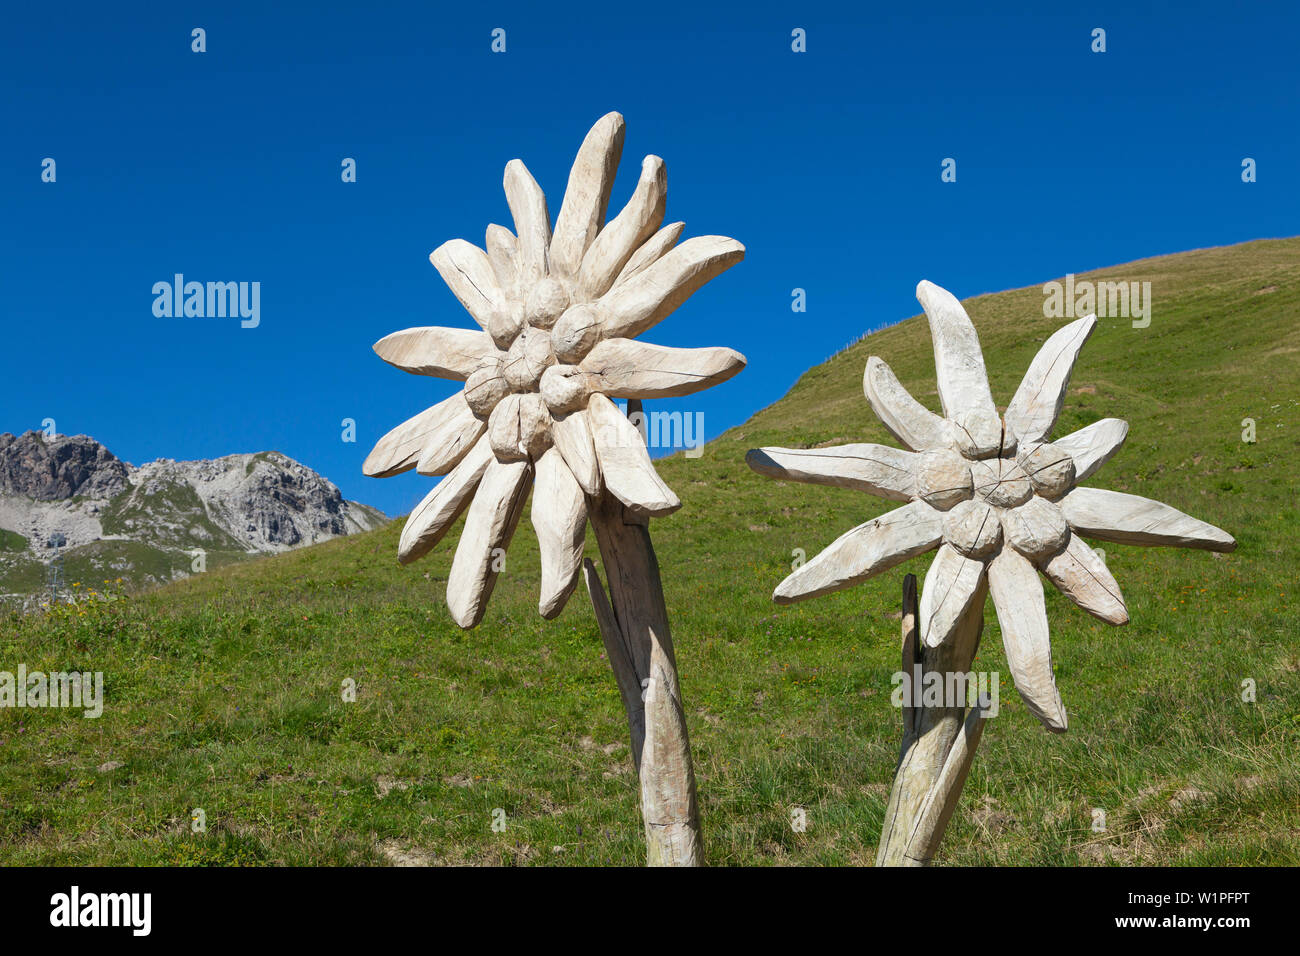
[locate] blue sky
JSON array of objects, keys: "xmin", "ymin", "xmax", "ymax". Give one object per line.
[{"xmin": 3, "ymin": 1, "xmax": 1296, "ymax": 517}]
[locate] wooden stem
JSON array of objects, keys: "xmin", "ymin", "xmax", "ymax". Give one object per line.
[
  {"xmin": 877, "ymin": 572, "xmax": 988, "ymax": 866},
  {"xmin": 583, "ymin": 491, "xmax": 702, "ymax": 866}
]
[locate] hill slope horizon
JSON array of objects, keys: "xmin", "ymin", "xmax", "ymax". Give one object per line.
[{"xmin": 2, "ymin": 236, "xmax": 1296, "ymax": 866}]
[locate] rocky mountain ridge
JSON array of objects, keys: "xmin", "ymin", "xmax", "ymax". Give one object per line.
[{"xmin": 0, "ymin": 431, "xmax": 386, "ymax": 604}]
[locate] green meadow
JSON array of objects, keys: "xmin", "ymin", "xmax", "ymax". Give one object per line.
[{"xmin": 2, "ymin": 238, "xmax": 1297, "ymax": 865}]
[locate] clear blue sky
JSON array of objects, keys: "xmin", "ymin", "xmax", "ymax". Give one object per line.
[{"xmin": 3, "ymin": 1, "xmax": 1296, "ymax": 518}]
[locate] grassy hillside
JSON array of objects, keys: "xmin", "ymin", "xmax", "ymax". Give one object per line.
[{"xmin": 2, "ymin": 238, "xmax": 1297, "ymax": 865}]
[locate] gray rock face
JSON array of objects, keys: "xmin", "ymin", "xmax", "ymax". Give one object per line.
[
  {"xmin": 0, "ymin": 433, "xmax": 388, "ymax": 601},
  {"xmin": 0, "ymin": 432, "xmax": 130, "ymax": 500},
  {"xmin": 132, "ymin": 450, "xmax": 387, "ymax": 552}
]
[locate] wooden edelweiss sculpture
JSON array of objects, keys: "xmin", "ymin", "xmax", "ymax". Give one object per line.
[
  {"xmin": 747, "ymin": 280, "xmax": 1236, "ymax": 865},
  {"xmin": 364, "ymin": 113, "xmax": 745, "ymax": 866}
]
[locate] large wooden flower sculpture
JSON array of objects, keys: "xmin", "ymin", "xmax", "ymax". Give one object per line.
[
  {"xmin": 747, "ymin": 281, "xmax": 1235, "ymax": 731},
  {"xmin": 365, "ymin": 113, "xmax": 745, "ymax": 629}
]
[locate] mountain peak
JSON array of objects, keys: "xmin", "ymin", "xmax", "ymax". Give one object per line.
[
  {"xmin": 0, "ymin": 432, "xmax": 386, "ymax": 604},
  {"xmin": 0, "ymin": 430, "xmax": 130, "ymax": 501}
]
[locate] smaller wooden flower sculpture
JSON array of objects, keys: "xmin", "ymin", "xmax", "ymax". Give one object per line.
[
  {"xmin": 747, "ymin": 280, "xmax": 1236, "ymax": 732},
  {"xmin": 365, "ymin": 112, "xmax": 745, "ymax": 629}
]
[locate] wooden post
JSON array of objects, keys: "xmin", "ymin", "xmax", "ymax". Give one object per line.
[
  {"xmin": 583, "ymin": 489, "xmax": 702, "ymax": 866},
  {"xmin": 876, "ymin": 573, "xmax": 989, "ymax": 866}
]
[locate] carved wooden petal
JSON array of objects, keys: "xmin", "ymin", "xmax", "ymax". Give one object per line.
[
  {"xmin": 363, "ymin": 392, "xmax": 481, "ymax": 478},
  {"xmin": 445, "ymin": 458, "xmax": 532, "ymax": 629},
  {"xmin": 429, "ymin": 239, "xmax": 504, "ymax": 331},
  {"xmin": 549, "ymin": 112, "xmax": 626, "ymax": 280},
  {"xmin": 549, "ymin": 408, "xmax": 601, "ymax": 497},
  {"xmin": 415, "ymin": 396, "xmax": 487, "ymax": 476},
  {"xmin": 485, "ymin": 224, "xmax": 519, "ymax": 301},
  {"xmin": 1054, "ymin": 418, "xmax": 1128, "ymax": 481},
  {"xmin": 863, "ymin": 356, "xmax": 953, "ymax": 451},
  {"xmin": 745, "ymin": 444, "xmax": 917, "ymax": 502},
  {"xmin": 597, "ymin": 236, "xmax": 745, "ymax": 341},
  {"xmin": 772, "ymin": 500, "xmax": 943, "ymax": 604},
  {"xmin": 582, "ymin": 338, "xmax": 746, "ymax": 399},
  {"xmin": 578, "ymin": 155, "xmax": 667, "ymax": 300},
  {"xmin": 1040, "ymin": 531, "xmax": 1128, "ymax": 625},
  {"xmin": 920, "ymin": 543, "xmax": 987, "ymax": 649},
  {"xmin": 915, "ymin": 280, "xmax": 998, "ymax": 421},
  {"xmin": 616, "ymin": 222, "xmax": 684, "ymax": 285},
  {"xmin": 503, "ymin": 159, "xmax": 552, "ymax": 285},
  {"xmin": 586, "ymin": 393, "xmax": 680, "ymax": 517},
  {"xmin": 1058, "ymin": 486, "xmax": 1236, "ymax": 551},
  {"xmin": 531, "ymin": 447, "xmax": 588, "ymax": 619},
  {"xmin": 397, "ymin": 436, "xmax": 494, "ymax": 565},
  {"xmin": 986, "ymin": 547, "xmax": 1068, "ymax": 732},
  {"xmin": 1004, "ymin": 315, "xmax": 1097, "ymax": 444},
  {"xmin": 372, "ymin": 326, "xmax": 497, "ymax": 381}
]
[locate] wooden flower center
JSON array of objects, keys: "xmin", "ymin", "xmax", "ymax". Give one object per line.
[{"xmin": 970, "ymin": 457, "xmax": 1032, "ymax": 508}]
